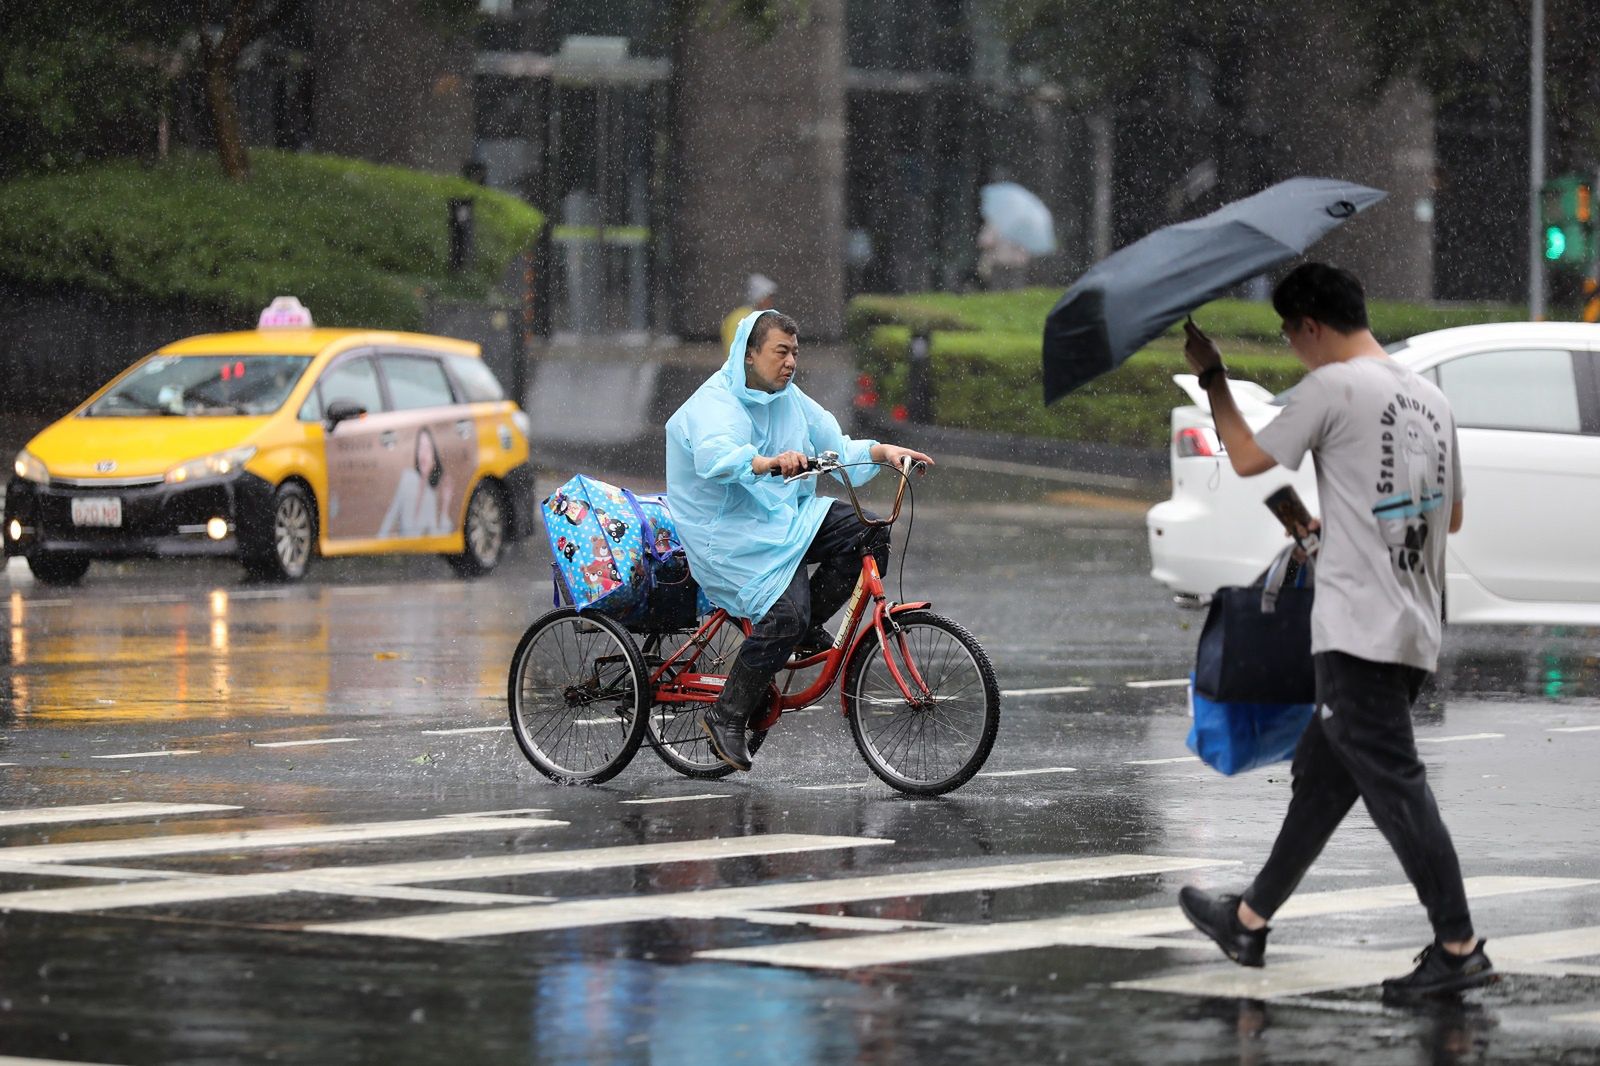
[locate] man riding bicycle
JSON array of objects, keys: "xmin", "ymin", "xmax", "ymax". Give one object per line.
[{"xmin": 665, "ymin": 308, "xmax": 934, "ymax": 772}]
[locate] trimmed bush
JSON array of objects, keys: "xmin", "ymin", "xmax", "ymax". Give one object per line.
[
  {"xmin": 849, "ymin": 288, "xmax": 1524, "ymax": 449},
  {"xmin": 0, "ymin": 150, "xmax": 544, "ymax": 329}
]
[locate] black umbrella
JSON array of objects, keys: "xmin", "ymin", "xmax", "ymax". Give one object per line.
[{"xmin": 1041, "ymin": 177, "xmax": 1386, "ymax": 403}]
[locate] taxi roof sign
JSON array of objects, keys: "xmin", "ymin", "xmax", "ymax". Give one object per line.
[{"xmin": 258, "ymin": 296, "xmax": 315, "ymax": 329}]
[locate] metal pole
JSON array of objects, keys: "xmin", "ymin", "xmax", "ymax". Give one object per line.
[{"xmin": 1529, "ymin": 0, "xmax": 1546, "ymax": 320}]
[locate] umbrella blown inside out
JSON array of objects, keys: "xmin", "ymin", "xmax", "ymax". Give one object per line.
[{"xmin": 1041, "ymin": 177, "xmax": 1386, "ymax": 404}]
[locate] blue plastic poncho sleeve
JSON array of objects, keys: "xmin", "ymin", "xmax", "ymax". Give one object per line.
[
  {"xmin": 681, "ymin": 394, "xmax": 763, "ymax": 487},
  {"xmin": 799, "ymin": 389, "xmax": 879, "ymax": 487}
]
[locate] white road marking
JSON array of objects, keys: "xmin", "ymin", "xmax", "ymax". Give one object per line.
[
  {"xmin": 1118, "ymin": 921, "xmax": 1600, "ymax": 1000},
  {"xmin": 253, "ymin": 738, "xmax": 359, "ymax": 749},
  {"xmin": 1547, "ymin": 725, "xmax": 1600, "ymax": 734},
  {"xmin": 0, "ymin": 814, "xmax": 566, "ymax": 865},
  {"xmin": 310, "ymin": 854, "xmax": 1233, "ymax": 942},
  {"xmin": 1125, "ymin": 679, "xmax": 1190, "ymax": 689},
  {"xmin": 797, "ymin": 782, "xmax": 875, "ymax": 791},
  {"xmin": 1126, "ymin": 756, "xmax": 1200, "ymax": 766},
  {"xmin": 89, "ymin": 750, "xmax": 199, "ymax": 760},
  {"xmin": 1416, "ymin": 733, "xmax": 1504, "ymax": 744},
  {"xmin": 0, "ymin": 802, "xmax": 239, "ymax": 828},
  {"xmin": 420, "ymin": 726, "xmax": 509, "ymax": 735},
  {"xmin": 620, "ymin": 795, "xmax": 732, "ymax": 805},
  {"xmin": 1000, "ymin": 686, "xmax": 1093, "ymax": 697},
  {"xmin": 439, "ymin": 808, "xmax": 549, "ymax": 818},
  {"xmin": 729, "ymin": 911, "xmax": 951, "ymax": 933},
  {"xmin": 698, "ymin": 875, "xmax": 1595, "ymax": 971},
  {"xmin": 977, "ymin": 767, "xmax": 1079, "ymax": 778},
  {"xmin": 0, "ymin": 1056, "xmax": 128, "ymax": 1066},
  {"xmin": 1552, "ymin": 1010, "xmax": 1600, "ymax": 1026},
  {"xmin": 0, "ymin": 763, "xmax": 15, "ymax": 767},
  {"xmin": 0, "ymin": 834, "xmax": 890, "ymax": 914}
]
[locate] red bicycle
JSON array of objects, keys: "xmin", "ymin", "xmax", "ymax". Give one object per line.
[{"xmin": 507, "ymin": 454, "xmax": 1001, "ymax": 796}]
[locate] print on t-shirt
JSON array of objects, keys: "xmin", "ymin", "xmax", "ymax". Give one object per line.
[{"xmin": 1372, "ymin": 392, "xmax": 1449, "ymax": 575}]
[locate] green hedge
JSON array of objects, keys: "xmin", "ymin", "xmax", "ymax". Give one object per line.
[
  {"xmin": 0, "ymin": 150, "xmax": 544, "ymax": 329},
  {"xmin": 848, "ymin": 288, "xmax": 1525, "ymax": 450}
]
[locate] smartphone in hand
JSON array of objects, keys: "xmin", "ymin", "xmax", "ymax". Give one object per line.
[{"xmin": 1264, "ymin": 486, "xmax": 1321, "ymax": 555}]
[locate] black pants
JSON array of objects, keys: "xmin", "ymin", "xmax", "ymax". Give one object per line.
[
  {"xmin": 1242, "ymin": 651, "xmax": 1475, "ymax": 943},
  {"xmin": 735, "ymin": 501, "xmax": 889, "ymax": 677}
]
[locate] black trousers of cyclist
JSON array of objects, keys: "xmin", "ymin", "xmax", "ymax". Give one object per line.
[
  {"xmin": 1241, "ymin": 651, "xmax": 1475, "ymax": 944},
  {"xmin": 736, "ymin": 501, "xmax": 889, "ymax": 677}
]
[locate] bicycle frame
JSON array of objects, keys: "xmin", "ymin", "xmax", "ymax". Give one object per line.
[{"xmin": 647, "ymin": 458, "xmax": 931, "ymax": 732}]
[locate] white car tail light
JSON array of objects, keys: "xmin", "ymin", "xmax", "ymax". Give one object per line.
[{"xmin": 1175, "ymin": 427, "xmax": 1225, "ymax": 458}]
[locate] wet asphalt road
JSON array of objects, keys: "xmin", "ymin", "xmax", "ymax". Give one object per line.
[{"xmin": 2, "ymin": 467, "xmax": 1599, "ymax": 1066}]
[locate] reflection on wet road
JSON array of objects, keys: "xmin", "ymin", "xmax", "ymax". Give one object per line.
[{"xmin": 2, "ymin": 482, "xmax": 1599, "ymax": 1065}]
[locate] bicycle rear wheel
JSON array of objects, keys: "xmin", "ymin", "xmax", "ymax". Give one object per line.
[
  {"xmin": 646, "ymin": 620, "xmax": 742, "ymax": 779},
  {"xmin": 844, "ymin": 610, "xmax": 1000, "ymax": 796},
  {"xmin": 508, "ymin": 608, "xmax": 648, "ymax": 784}
]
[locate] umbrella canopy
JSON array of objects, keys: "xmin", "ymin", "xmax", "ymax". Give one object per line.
[
  {"xmin": 1041, "ymin": 177, "xmax": 1386, "ymax": 404},
  {"xmin": 980, "ymin": 182, "xmax": 1058, "ymax": 256}
]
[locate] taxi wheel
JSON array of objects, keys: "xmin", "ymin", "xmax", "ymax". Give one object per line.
[
  {"xmin": 448, "ymin": 481, "xmax": 505, "ymax": 578},
  {"xmin": 245, "ymin": 482, "xmax": 316, "ymax": 582},
  {"xmin": 27, "ymin": 553, "xmax": 92, "ymax": 586}
]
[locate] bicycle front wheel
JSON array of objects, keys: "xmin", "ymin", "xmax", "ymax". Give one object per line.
[
  {"xmin": 843, "ymin": 610, "xmax": 1000, "ymax": 796},
  {"xmin": 508, "ymin": 608, "xmax": 648, "ymax": 784}
]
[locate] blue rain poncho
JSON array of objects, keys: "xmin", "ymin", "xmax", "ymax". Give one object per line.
[{"xmin": 665, "ymin": 310, "xmax": 880, "ymax": 622}]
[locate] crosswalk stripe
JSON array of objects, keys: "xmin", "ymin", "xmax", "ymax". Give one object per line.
[
  {"xmin": 308, "ymin": 854, "xmax": 1234, "ymax": 942},
  {"xmin": 1416, "ymin": 733, "xmax": 1504, "ymax": 744},
  {"xmin": 420, "ymin": 726, "xmax": 508, "ymax": 735},
  {"xmin": 0, "ymin": 802, "xmax": 240, "ymax": 828},
  {"xmin": 1126, "ymin": 756, "xmax": 1199, "ymax": 766},
  {"xmin": 1552, "ymin": 1010, "xmax": 1600, "ymax": 1025},
  {"xmin": 977, "ymin": 767, "xmax": 1078, "ymax": 778},
  {"xmin": 619, "ymin": 795, "xmax": 731, "ymax": 805},
  {"xmin": 1116, "ymin": 922, "xmax": 1600, "ymax": 1000},
  {"xmin": 0, "ymin": 833, "xmax": 890, "ymax": 914},
  {"xmin": 253, "ymin": 738, "xmax": 359, "ymax": 749},
  {"xmin": 1000, "ymin": 686, "xmax": 1092, "ymax": 697},
  {"xmin": 1125, "ymin": 679, "xmax": 1190, "ymax": 689},
  {"xmin": 0, "ymin": 814, "xmax": 566, "ymax": 865},
  {"xmin": 0, "ymin": 1056, "xmax": 125, "ymax": 1066},
  {"xmin": 1547, "ymin": 725, "xmax": 1600, "ymax": 734},
  {"xmin": 696, "ymin": 875, "xmax": 1597, "ymax": 971},
  {"xmin": 89, "ymin": 750, "xmax": 198, "ymax": 760},
  {"xmin": 797, "ymin": 782, "xmax": 874, "ymax": 791}
]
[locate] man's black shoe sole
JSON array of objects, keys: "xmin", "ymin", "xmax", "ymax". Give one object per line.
[
  {"xmin": 1381, "ymin": 968, "xmax": 1499, "ymax": 1005},
  {"xmin": 1178, "ymin": 892, "xmax": 1265, "ymax": 968},
  {"xmin": 701, "ymin": 720, "xmax": 751, "ymax": 772}
]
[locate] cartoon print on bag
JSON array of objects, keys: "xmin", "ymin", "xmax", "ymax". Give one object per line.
[
  {"xmin": 594, "ymin": 508, "xmax": 628, "ymax": 542},
  {"xmin": 654, "ymin": 527, "xmax": 674, "ymax": 555},
  {"xmin": 550, "ymin": 492, "xmax": 589, "ymax": 526},
  {"xmin": 555, "ymin": 536, "xmax": 577, "ymax": 562}
]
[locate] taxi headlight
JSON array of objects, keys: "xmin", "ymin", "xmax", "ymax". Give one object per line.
[
  {"xmin": 165, "ymin": 445, "xmax": 257, "ymax": 485},
  {"xmin": 13, "ymin": 450, "xmax": 50, "ymax": 485}
]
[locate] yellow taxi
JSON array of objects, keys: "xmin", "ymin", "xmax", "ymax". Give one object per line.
[{"xmin": 5, "ymin": 297, "xmax": 536, "ymax": 585}]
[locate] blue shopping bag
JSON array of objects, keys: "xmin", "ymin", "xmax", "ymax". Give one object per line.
[
  {"xmin": 1186, "ymin": 675, "xmax": 1314, "ymax": 775},
  {"xmin": 542, "ymin": 475, "xmax": 707, "ymax": 630}
]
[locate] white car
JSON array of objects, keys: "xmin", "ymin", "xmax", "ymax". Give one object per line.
[{"xmin": 1147, "ymin": 322, "xmax": 1600, "ymax": 626}]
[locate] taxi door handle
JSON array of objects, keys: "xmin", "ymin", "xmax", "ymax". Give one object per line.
[
  {"xmin": 455, "ymin": 419, "xmax": 474, "ymax": 441},
  {"xmin": 380, "ymin": 430, "xmax": 399, "ymax": 449}
]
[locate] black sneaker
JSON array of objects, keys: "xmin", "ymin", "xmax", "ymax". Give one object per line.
[
  {"xmin": 790, "ymin": 625, "xmax": 834, "ymax": 661},
  {"xmin": 1178, "ymin": 887, "xmax": 1269, "ymax": 968},
  {"xmin": 1382, "ymin": 940, "xmax": 1497, "ymax": 1004}
]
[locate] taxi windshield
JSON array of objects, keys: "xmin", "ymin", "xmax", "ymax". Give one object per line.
[{"xmin": 85, "ymin": 355, "xmax": 313, "ymax": 417}]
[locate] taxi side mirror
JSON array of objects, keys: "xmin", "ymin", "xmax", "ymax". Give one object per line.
[{"xmin": 324, "ymin": 399, "xmax": 367, "ymax": 433}]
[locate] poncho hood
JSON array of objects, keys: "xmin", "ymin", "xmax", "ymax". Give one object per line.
[{"xmin": 722, "ymin": 309, "xmax": 789, "ymax": 407}]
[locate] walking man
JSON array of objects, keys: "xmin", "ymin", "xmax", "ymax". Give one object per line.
[{"xmin": 1176, "ymin": 263, "xmax": 1494, "ymax": 1002}]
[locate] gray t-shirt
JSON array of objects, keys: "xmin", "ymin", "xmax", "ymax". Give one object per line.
[{"xmin": 1254, "ymin": 356, "xmax": 1463, "ymax": 672}]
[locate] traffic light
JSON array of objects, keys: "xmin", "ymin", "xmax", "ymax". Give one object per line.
[{"xmin": 1541, "ymin": 176, "xmax": 1595, "ymax": 267}]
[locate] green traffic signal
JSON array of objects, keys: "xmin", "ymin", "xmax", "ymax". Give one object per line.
[{"xmin": 1545, "ymin": 225, "xmax": 1568, "ymax": 261}]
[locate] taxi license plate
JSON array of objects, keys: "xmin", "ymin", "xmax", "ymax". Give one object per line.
[{"xmin": 71, "ymin": 496, "xmax": 123, "ymax": 528}]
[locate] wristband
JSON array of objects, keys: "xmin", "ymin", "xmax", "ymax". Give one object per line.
[{"xmin": 1198, "ymin": 365, "xmax": 1227, "ymax": 390}]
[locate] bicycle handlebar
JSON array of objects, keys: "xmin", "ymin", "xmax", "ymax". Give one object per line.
[{"xmin": 766, "ymin": 451, "xmax": 923, "ymax": 527}]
